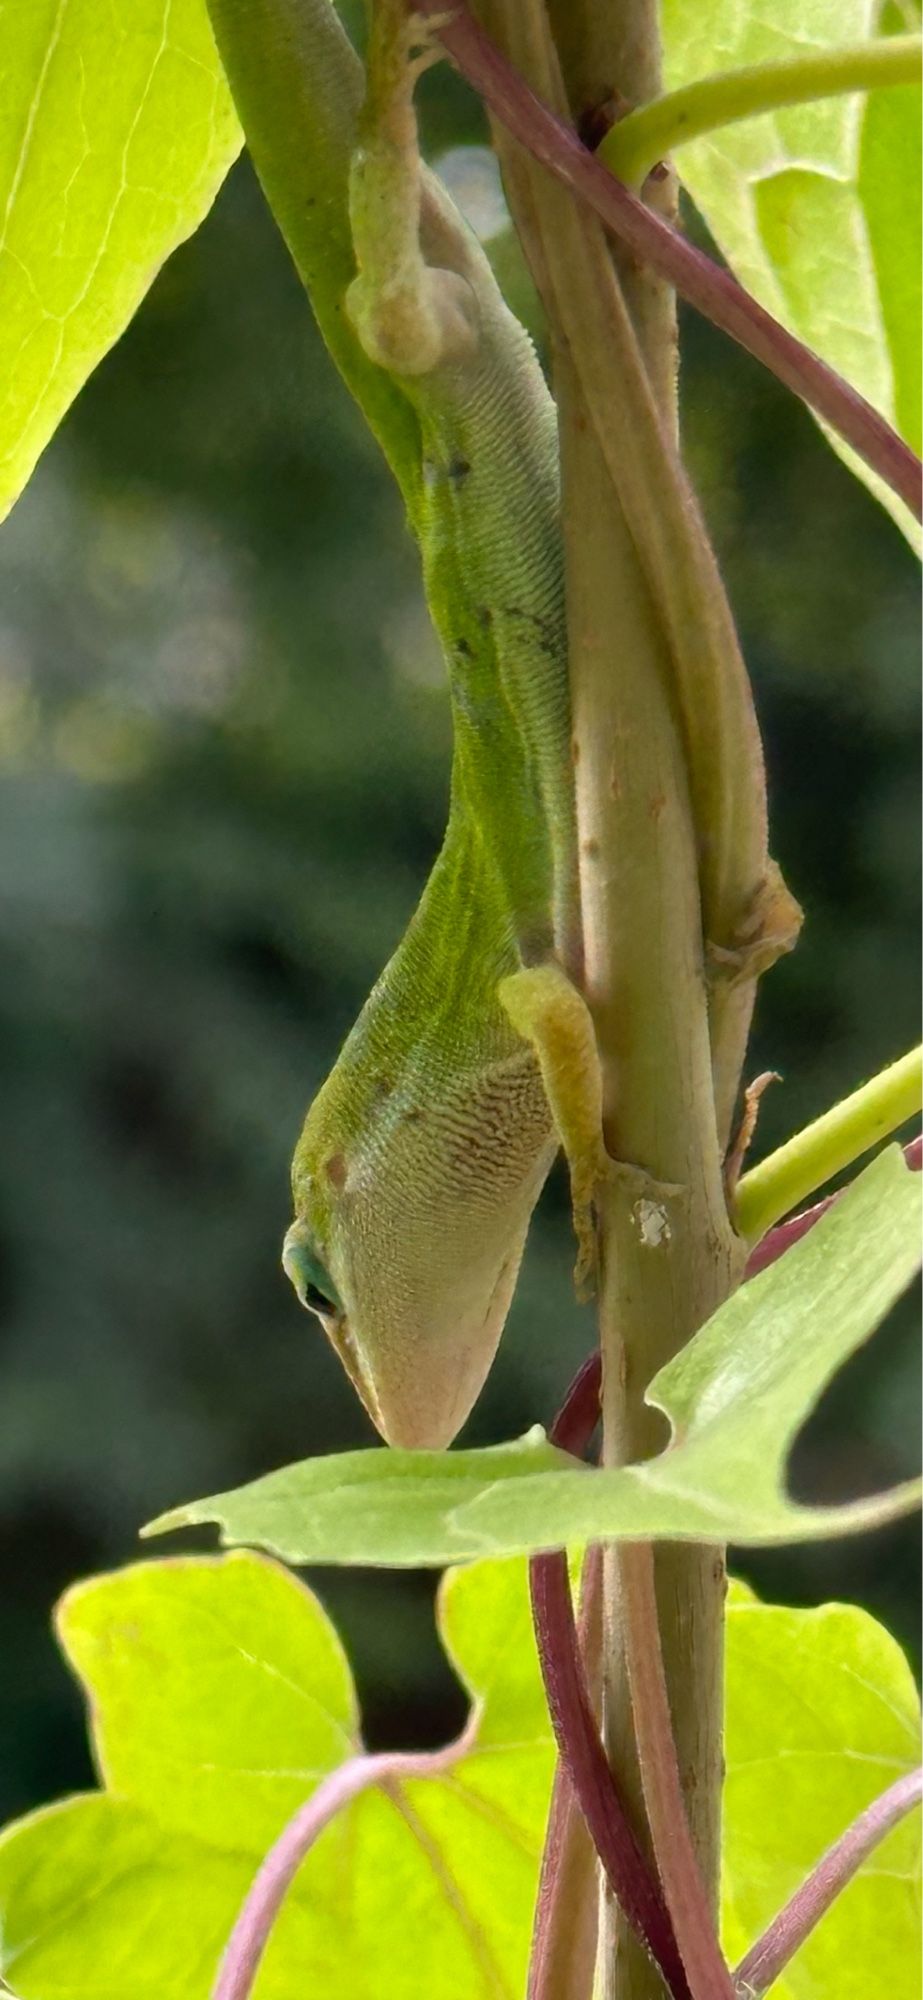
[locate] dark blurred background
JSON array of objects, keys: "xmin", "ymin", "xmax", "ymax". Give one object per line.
[{"xmin": 0, "ymin": 65, "xmax": 919, "ymax": 1820}]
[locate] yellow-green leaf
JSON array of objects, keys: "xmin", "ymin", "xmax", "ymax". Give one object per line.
[
  {"xmin": 0, "ymin": 1551, "xmax": 555, "ymax": 1999},
  {"xmin": 0, "ymin": 1559, "xmax": 917, "ymax": 1997},
  {"xmin": 0, "ymin": 0, "xmax": 241, "ymax": 520},
  {"xmin": 660, "ymin": 0, "xmax": 922, "ymax": 549},
  {"xmin": 722, "ymin": 1581, "xmax": 921, "ymax": 1996}
]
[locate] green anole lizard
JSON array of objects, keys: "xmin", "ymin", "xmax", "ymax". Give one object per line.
[{"xmin": 276, "ymin": 0, "xmax": 604, "ymax": 1448}]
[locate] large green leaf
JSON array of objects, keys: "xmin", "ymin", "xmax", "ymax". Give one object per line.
[
  {"xmin": 146, "ymin": 1147, "xmax": 922, "ymax": 1566},
  {"xmin": 660, "ymin": 0, "xmax": 922, "ymax": 548},
  {"xmin": 0, "ymin": 0, "xmax": 241, "ymax": 521},
  {"xmin": 0, "ymin": 1797, "xmax": 255, "ymax": 1999},
  {"xmin": 722, "ymin": 1580, "xmax": 921, "ymax": 1997},
  {"xmin": 0, "ymin": 1551, "xmax": 555, "ymax": 1999},
  {"xmin": 59, "ymin": 1551, "xmax": 358, "ymax": 1856},
  {"xmin": 0, "ymin": 1558, "xmax": 917, "ymax": 1997}
]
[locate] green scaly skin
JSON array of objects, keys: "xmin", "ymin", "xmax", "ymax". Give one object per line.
[{"xmin": 207, "ymin": 0, "xmax": 577, "ymax": 1446}]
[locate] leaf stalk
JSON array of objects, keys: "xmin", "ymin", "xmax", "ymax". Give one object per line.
[
  {"xmin": 736, "ymin": 1046, "xmax": 922, "ymax": 1245},
  {"xmin": 733, "ymin": 1766, "xmax": 923, "ymax": 1997},
  {"xmin": 602, "ymin": 36, "xmax": 922, "ymax": 188}
]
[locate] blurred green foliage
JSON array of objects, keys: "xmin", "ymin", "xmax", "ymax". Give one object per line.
[{"xmin": 0, "ymin": 70, "xmax": 918, "ymax": 1820}]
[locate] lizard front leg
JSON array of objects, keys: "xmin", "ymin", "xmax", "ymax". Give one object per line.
[
  {"xmin": 347, "ymin": 0, "xmax": 477, "ymax": 377},
  {"xmin": 499, "ymin": 963, "xmax": 609, "ymax": 1295}
]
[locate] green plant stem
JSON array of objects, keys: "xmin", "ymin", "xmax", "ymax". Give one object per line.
[
  {"xmin": 601, "ymin": 35, "xmax": 921, "ymax": 188},
  {"xmin": 736, "ymin": 1046, "xmax": 923, "ymax": 1245}
]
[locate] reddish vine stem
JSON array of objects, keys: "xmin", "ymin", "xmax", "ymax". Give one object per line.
[
  {"xmin": 210, "ymin": 1732, "xmax": 473, "ymax": 2000},
  {"xmin": 617, "ymin": 1541, "xmax": 736, "ymax": 2000},
  {"xmin": 419, "ymin": 0, "xmax": 922, "ymax": 521},
  {"xmin": 530, "ymin": 1363, "xmax": 691, "ymax": 2000},
  {"xmin": 734, "ymin": 1766, "xmax": 923, "ymax": 1997},
  {"xmin": 527, "ymin": 1548, "xmax": 605, "ymax": 2000},
  {"xmin": 527, "ymin": 1754, "xmax": 599, "ymax": 2000}
]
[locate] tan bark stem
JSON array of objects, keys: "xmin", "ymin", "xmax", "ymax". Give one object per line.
[{"xmin": 470, "ymin": 7, "xmax": 755, "ymax": 1997}]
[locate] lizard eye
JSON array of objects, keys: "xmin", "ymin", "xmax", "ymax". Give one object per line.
[
  {"xmin": 303, "ymin": 1279, "xmax": 337, "ymax": 1317},
  {"xmin": 282, "ymin": 1223, "xmax": 342, "ymax": 1321}
]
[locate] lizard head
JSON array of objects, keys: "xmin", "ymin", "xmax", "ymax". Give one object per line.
[
  {"xmin": 282, "ymin": 1062, "xmax": 554, "ymax": 1450},
  {"xmin": 281, "ymin": 1199, "xmax": 530, "ymax": 1452},
  {"xmin": 281, "ymin": 1215, "xmax": 390, "ymax": 1439}
]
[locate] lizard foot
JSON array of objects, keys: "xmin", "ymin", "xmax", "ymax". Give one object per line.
[
  {"xmin": 498, "ymin": 962, "xmax": 607, "ymax": 1300},
  {"xmin": 406, "ymin": 11, "xmax": 456, "ymax": 83}
]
